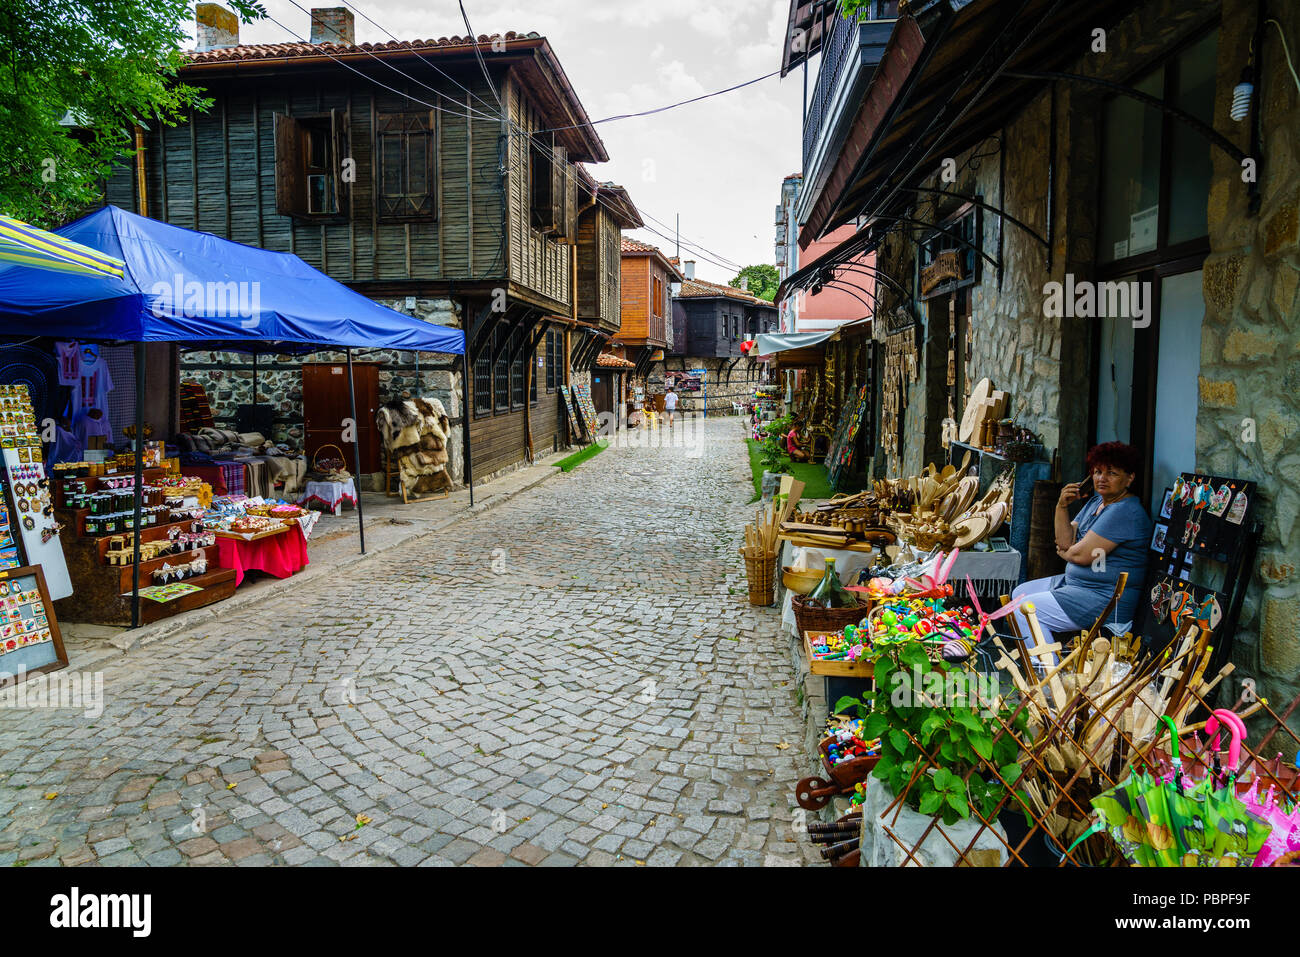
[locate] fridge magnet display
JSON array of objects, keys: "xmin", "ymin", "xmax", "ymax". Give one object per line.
[{"xmin": 0, "ymin": 564, "xmax": 68, "ymax": 685}]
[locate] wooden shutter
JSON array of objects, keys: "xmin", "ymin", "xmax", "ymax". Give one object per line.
[
  {"xmin": 559, "ymin": 160, "xmax": 578, "ymax": 244},
  {"xmin": 548, "ymin": 144, "xmax": 566, "ymax": 237},
  {"xmin": 274, "ymin": 113, "xmax": 307, "ymax": 218},
  {"xmin": 331, "ymin": 107, "xmax": 351, "ymax": 218}
]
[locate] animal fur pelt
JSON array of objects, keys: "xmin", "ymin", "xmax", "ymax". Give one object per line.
[{"xmin": 376, "ymin": 397, "xmax": 454, "ymax": 491}]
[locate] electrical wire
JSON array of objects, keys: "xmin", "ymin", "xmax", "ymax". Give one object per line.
[
  {"xmin": 1267, "ymin": 19, "xmax": 1300, "ymax": 96},
  {"xmin": 274, "ymin": 0, "xmax": 501, "ymax": 124},
  {"xmin": 263, "ymin": 12, "xmax": 489, "ymax": 123},
  {"xmin": 537, "ymin": 69, "xmax": 780, "ymax": 133},
  {"xmin": 333, "ymin": 0, "xmax": 502, "ymax": 117},
  {"xmin": 459, "ymin": 0, "xmax": 502, "ymax": 108}
]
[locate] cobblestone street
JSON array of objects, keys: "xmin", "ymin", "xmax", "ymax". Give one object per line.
[{"xmin": 0, "ymin": 417, "xmax": 814, "ymax": 867}]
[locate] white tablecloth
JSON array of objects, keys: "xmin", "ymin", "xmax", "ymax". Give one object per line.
[
  {"xmin": 778, "ymin": 542, "xmax": 1023, "ymax": 637},
  {"xmin": 298, "ymin": 478, "xmax": 357, "ymax": 515}
]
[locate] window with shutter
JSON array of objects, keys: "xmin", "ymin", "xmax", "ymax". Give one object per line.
[
  {"xmin": 275, "ymin": 112, "xmax": 348, "ymax": 220},
  {"xmin": 549, "ymin": 144, "xmax": 567, "ymax": 238},
  {"xmin": 377, "ymin": 112, "xmax": 436, "ymax": 222}
]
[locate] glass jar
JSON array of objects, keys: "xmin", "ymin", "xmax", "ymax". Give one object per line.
[{"xmin": 84, "ymin": 514, "xmax": 100, "ymax": 535}]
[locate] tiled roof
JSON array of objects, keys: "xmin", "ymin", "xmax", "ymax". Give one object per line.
[
  {"xmin": 620, "ymin": 237, "xmax": 661, "ymax": 254},
  {"xmin": 676, "ymin": 276, "xmax": 772, "ymax": 305},
  {"xmin": 184, "ymin": 33, "xmax": 539, "ymax": 64},
  {"xmin": 595, "ymin": 352, "xmax": 636, "ymax": 369}
]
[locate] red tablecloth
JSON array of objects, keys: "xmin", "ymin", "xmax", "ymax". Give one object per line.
[{"xmin": 214, "ymin": 525, "xmax": 309, "ymax": 586}]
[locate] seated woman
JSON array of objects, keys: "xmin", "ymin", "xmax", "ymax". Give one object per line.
[
  {"xmin": 1011, "ymin": 442, "xmax": 1152, "ymax": 660},
  {"xmin": 786, "ymin": 422, "xmax": 811, "ymax": 462}
]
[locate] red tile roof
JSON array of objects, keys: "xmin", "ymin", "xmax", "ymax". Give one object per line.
[
  {"xmin": 183, "ymin": 33, "xmax": 538, "ymax": 64},
  {"xmin": 620, "ymin": 237, "xmax": 660, "ymax": 254},
  {"xmin": 595, "ymin": 352, "xmax": 637, "ymax": 369},
  {"xmin": 676, "ymin": 276, "xmax": 771, "ymax": 304}
]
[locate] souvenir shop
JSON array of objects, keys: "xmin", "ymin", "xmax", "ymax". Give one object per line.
[{"xmin": 0, "ymin": 206, "xmax": 463, "ymax": 672}]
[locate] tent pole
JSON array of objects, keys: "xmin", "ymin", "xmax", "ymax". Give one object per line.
[
  {"xmin": 252, "ymin": 351, "xmax": 259, "ymax": 415},
  {"xmin": 460, "ymin": 351, "xmax": 474, "ymax": 507},
  {"xmin": 413, "ymin": 351, "xmax": 420, "ymax": 397},
  {"xmin": 130, "ymin": 343, "xmax": 145, "ymax": 628},
  {"xmin": 345, "ymin": 348, "xmax": 366, "ymax": 554}
]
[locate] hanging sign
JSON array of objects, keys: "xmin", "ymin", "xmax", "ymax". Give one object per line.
[{"xmin": 920, "ymin": 249, "xmax": 964, "ymax": 296}]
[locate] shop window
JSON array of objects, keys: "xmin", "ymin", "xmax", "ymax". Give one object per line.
[
  {"xmin": 1099, "ymin": 28, "xmax": 1218, "ymax": 263},
  {"xmin": 473, "ymin": 351, "xmax": 492, "ymax": 416},
  {"xmin": 377, "ymin": 112, "xmax": 436, "ymax": 222},
  {"xmin": 494, "ymin": 328, "xmax": 510, "ymax": 412},
  {"xmin": 530, "ymin": 340, "xmax": 538, "ymax": 404},
  {"xmin": 511, "ymin": 330, "xmax": 525, "ymax": 408},
  {"xmin": 274, "ymin": 110, "xmax": 349, "ymax": 219}
]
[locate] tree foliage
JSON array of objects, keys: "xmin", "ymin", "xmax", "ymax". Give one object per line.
[
  {"xmin": 0, "ymin": 0, "xmax": 265, "ymax": 227},
  {"xmin": 729, "ymin": 264, "xmax": 779, "ymax": 302}
]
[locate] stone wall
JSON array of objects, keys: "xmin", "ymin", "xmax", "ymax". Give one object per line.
[
  {"xmin": 648, "ymin": 358, "xmax": 765, "ymax": 415},
  {"xmin": 1197, "ymin": 0, "xmax": 1300, "ymax": 727},
  {"xmin": 178, "ymin": 297, "xmax": 466, "ymax": 484}
]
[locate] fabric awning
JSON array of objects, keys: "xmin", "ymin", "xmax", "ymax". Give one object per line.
[
  {"xmin": 0, "ymin": 213, "xmax": 125, "ymax": 278},
  {"xmin": 0, "ymin": 205, "xmax": 464, "ymax": 354},
  {"xmin": 754, "ymin": 330, "xmax": 835, "ymax": 358}
]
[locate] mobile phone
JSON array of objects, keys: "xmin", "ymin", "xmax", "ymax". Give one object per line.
[{"xmin": 1077, "ymin": 476, "xmax": 1092, "ymax": 495}]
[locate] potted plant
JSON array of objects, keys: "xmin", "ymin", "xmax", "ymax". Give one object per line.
[{"xmin": 835, "ymin": 640, "xmax": 1031, "ymax": 862}]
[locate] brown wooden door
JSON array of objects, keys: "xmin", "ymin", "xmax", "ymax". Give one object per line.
[
  {"xmin": 302, "ymin": 362, "xmax": 380, "ymax": 473},
  {"xmin": 591, "ymin": 372, "xmax": 615, "ymax": 421}
]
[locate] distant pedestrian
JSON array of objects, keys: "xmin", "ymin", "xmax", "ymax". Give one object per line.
[{"xmin": 664, "ymin": 387, "xmax": 678, "ymax": 427}]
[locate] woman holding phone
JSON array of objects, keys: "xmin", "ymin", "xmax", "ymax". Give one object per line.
[{"xmin": 1010, "ymin": 441, "xmax": 1152, "ymax": 654}]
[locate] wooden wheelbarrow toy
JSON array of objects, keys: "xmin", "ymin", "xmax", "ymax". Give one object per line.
[{"xmin": 795, "ymin": 737, "xmax": 879, "ymax": 810}]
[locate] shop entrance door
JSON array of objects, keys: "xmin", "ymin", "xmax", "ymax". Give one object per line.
[
  {"xmin": 1092, "ymin": 268, "xmax": 1204, "ymax": 509},
  {"xmin": 1149, "ymin": 270, "xmax": 1204, "ymax": 510}
]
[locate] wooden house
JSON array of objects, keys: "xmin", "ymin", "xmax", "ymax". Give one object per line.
[
  {"xmin": 106, "ymin": 5, "xmax": 632, "ymax": 478},
  {"xmin": 614, "ymin": 238, "xmax": 682, "ymax": 378}
]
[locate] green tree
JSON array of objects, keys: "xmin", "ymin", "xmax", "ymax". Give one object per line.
[
  {"xmin": 729, "ymin": 264, "xmax": 779, "ymax": 302},
  {"xmin": 0, "ymin": 0, "xmax": 266, "ymax": 228}
]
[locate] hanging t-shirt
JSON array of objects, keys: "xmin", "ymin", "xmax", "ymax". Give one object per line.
[
  {"xmin": 70, "ymin": 344, "xmax": 113, "ymax": 443},
  {"xmin": 55, "ymin": 341, "xmax": 80, "ymax": 386}
]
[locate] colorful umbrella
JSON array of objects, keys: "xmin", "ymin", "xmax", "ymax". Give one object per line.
[{"xmin": 0, "ymin": 213, "xmax": 125, "ymax": 278}]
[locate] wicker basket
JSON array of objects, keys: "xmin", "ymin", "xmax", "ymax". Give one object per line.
[
  {"xmin": 311, "ymin": 443, "xmax": 352, "ymax": 481},
  {"xmin": 743, "ymin": 551, "xmax": 776, "ymax": 606},
  {"xmin": 1272, "ymin": 851, "xmax": 1300, "ymax": 867},
  {"xmin": 791, "ymin": 593, "xmax": 869, "ymax": 634}
]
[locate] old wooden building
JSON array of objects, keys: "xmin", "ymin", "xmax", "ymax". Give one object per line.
[
  {"xmin": 106, "ymin": 4, "xmax": 633, "ymax": 480},
  {"xmin": 613, "ymin": 238, "xmax": 682, "ymax": 379}
]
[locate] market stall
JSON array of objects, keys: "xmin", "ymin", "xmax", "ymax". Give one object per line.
[{"xmin": 0, "ymin": 205, "xmax": 464, "ymax": 628}]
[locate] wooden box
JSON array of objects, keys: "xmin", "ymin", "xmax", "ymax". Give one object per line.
[{"xmin": 804, "ymin": 630, "xmax": 875, "ymax": 678}]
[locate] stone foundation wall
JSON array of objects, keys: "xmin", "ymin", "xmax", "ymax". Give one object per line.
[
  {"xmin": 648, "ymin": 358, "xmax": 765, "ymax": 415},
  {"xmin": 178, "ymin": 297, "xmax": 467, "ymax": 484}
]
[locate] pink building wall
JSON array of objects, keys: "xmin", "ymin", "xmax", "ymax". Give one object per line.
[{"xmin": 794, "ymin": 224, "xmax": 875, "ymax": 332}]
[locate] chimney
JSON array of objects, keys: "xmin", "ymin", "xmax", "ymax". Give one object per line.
[
  {"xmin": 311, "ymin": 7, "xmax": 355, "ymax": 45},
  {"xmin": 739, "ymin": 277, "xmax": 749, "ymax": 292},
  {"xmin": 196, "ymin": 3, "xmax": 239, "ymax": 51},
  {"xmin": 684, "ymin": 260, "xmax": 695, "ymax": 280}
]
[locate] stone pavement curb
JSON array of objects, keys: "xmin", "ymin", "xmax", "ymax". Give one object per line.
[{"xmin": 75, "ymin": 461, "xmax": 564, "ymax": 664}]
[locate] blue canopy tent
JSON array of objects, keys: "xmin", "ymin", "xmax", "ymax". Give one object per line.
[{"xmin": 0, "ymin": 206, "xmax": 470, "ymax": 626}]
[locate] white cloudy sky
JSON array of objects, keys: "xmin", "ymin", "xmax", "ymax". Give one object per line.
[{"xmin": 225, "ymin": 0, "xmax": 805, "ymax": 283}]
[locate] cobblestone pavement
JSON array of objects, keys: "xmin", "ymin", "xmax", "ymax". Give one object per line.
[{"xmin": 0, "ymin": 417, "xmax": 816, "ymax": 866}]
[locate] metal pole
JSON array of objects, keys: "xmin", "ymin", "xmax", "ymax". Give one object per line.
[
  {"xmin": 460, "ymin": 352, "xmax": 474, "ymax": 506},
  {"xmin": 130, "ymin": 343, "xmax": 145, "ymax": 628},
  {"xmin": 345, "ymin": 348, "xmax": 365, "ymax": 554},
  {"xmin": 413, "ymin": 351, "xmax": 421, "ymax": 397},
  {"xmin": 252, "ymin": 350, "xmax": 259, "ymax": 411}
]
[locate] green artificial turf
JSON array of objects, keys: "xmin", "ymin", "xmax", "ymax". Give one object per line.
[
  {"xmin": 556, "ymin": 440, "xmax": 608, "ymax": 472},
  {"xmin": 745, "ymin": 438, "xmax": 833, "ymax": 502}
]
